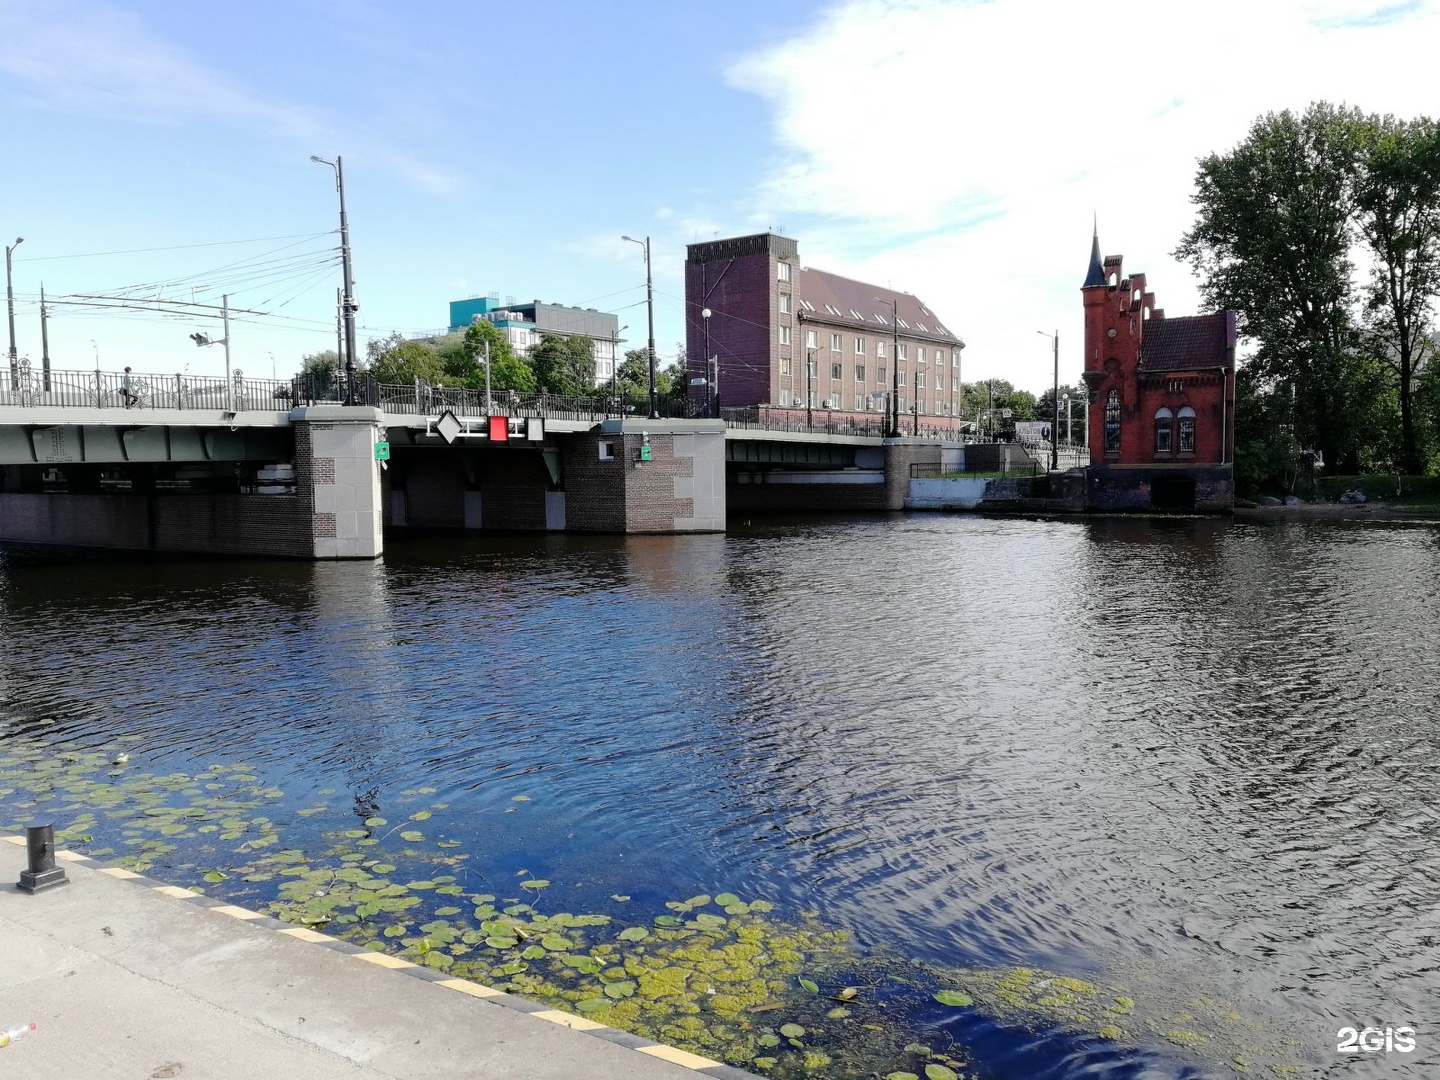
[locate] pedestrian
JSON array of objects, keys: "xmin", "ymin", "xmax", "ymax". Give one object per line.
[{"xmin": 120, "ymin": 367, "xmax": 138, "ymax": 409}]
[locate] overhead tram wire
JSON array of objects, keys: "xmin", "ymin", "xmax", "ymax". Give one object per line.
[{"xmin": 12, "ymin": 232, "xmax": 335, "ymax": 263}]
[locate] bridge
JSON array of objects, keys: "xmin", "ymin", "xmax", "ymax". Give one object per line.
[{"xmin": 0, "ymin": 363, "xmax": 979, "ymax": 560}]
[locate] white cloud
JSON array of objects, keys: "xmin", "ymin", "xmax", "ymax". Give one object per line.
[
  {"xmin": 0, "ymin": 0, "xmax": 462, "ymax": 195},
  {"xmin": 728, "ymin": 0, "xmax": 1440, "ymax": 391}
]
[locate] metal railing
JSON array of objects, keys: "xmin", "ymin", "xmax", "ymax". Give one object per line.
[{"xmin": 1, "ymin": 360, "xmax": 295, "ymax": 412}]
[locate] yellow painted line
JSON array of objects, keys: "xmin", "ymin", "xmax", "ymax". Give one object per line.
[
  {"xmin": 99, "ymin": 867, "xmax": 144, "ymax": 880},
  {"xmin": 55, "ymin": 850, "xmax": 89, "ymax": 863},
  {"xmin": 154, "ymin": 885, "xmax": 201, "ymax": 899},
  {"xmin": 438, "ymin": 979, "xmax": 506, "ymax": 999},
  {"xmin": 530, "ymin": 1009, "xmax": 609, "ymax": 1031},
  {"xmin": 637, "ymin": 1045, "xmax": 724, "ymax": 1070},
  {"xmin": 1, "ymin": 835, "xmax": 25, "ymax": 846},
  {"xmin": 211, "ymin": 904, "xmax": 265, "ymax": 920},
  {"xmin": 278, "ymin": 927, "xmax": 336, "ymax": 944},
  {"xmin": 354, "ymin": 952, "xmax": 418, "ymax": 970}
]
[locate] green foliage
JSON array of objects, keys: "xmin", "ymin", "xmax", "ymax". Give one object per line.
[
  {"xmin": 530, "ymin": 333, "xmax": 595, "ymax": 395},
  {"xmin": 615, "ymin": 349, "xmax": 651, "ymax": 397},
  {"xmin": 295, "ymin": 350, "xmax": 343, "ymax": 397},
  {"xmin": 460, "ymin": 322, "xmax": 535, "ymax": 393},
  {"xmin": 1178, "ymin": 102, "xmax": 1440, "ymax": 475},
  {"xmin": 959, "ymin": 380, "xmax": 1036, "ymax": 438},
  {"xmin": 366, "ymin": 333, "xmax": 445, "ymax": 385}
]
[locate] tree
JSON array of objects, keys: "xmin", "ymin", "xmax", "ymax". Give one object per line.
[
  {"xmin": 459, "ymin": 321, "xmax": 534, "ymax": 392},
  {"xmin": 1176, "ymin": 102, "xmax": 1368, "ymax": 472},
  {"xmin": 1354, "ymin": 115, "xmax": 1440, "ymax": 473},
  {"xmin": 1035, "ymin": 383, "xmax": 1089, "ymax": 444},
  {"xmin": 615, "ymin": 348, "xmax": 650, "ymax": 398},
  {"xmin": 295, "ymin": 350, "xmax": 342, "ymax": 397},
  {"xmin": 366, "ymin": 332, "xmax": 444, "ymax": 385},
  {"xmin": 959, "ymin": 379, "xmax": 1035, "ymax": 438},
  {"xmin": 530, "ymin": 333, "xmax": 595, "ymax": 395}
]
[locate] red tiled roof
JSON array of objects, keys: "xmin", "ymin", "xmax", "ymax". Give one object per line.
[
  {"xmin": 1139, "ymin": 313, "xmax": 1233, "ymax": 371},
  {"xmin": 797, "ymin": 267, "xmax": 962, "ymax": 345}
]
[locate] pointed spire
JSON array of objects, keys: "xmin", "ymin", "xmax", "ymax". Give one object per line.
[{"xmin": 1083, "ymin": 218, "xmax": 1106, "ymax": 288}]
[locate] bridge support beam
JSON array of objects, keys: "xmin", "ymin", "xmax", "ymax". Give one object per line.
[{"xmin": 292, "ymin": 406, "xmax": 385, "ymax": 559}]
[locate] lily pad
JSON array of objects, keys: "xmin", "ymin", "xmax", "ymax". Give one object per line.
[
  {"xmin": 779, "ymin": 1023, "xmax": 806, "ymax": 1039},
  {"xmin": 799, "ymin": 978, "xmax": 819, "ymax": 993},
  {"xmin": 398, "ymin": 830, "xmax": 424, "ymax": 843},
  {"xmin": 933, "ymin": 990, "xmax": 974, "ymax": 1008},
  {"xmin": 924, "ymin": 1066, "xmax": 958, "ymax": 1080},
  {"xmin": 617, "ymin": 926, "xmax": 649, "ymax": 942},
  {"xmin": 575, "ymin": 998, "xmax": 612, "ymax": 1012},
  {"xmin": 603, "ymin": 980, "xmax": 636, "ymax": 999}
]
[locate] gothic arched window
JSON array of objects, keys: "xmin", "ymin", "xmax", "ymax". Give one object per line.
[
  {"xmin": 1154, "ymin": 407, "xmax": 1174, "ymax": 453},
  {"xmin": 1177, "ymin": 406, "xmax": 1196, "ymax": 453},
  {"xmin": 1104, "ymin": 390, "xmax": 1121, "ymax": 454}
]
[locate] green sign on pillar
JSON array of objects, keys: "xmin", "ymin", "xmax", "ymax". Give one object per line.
[
  {"xmin": 374, "ymin": 441, "xmax": 391, "ymax": 461},
  {"xmin": 639, "ymin": 445, "xmax": 652, "ymax": 462}
]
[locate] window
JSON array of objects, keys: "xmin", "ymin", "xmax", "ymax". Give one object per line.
[
  {"xmin": 779, "ymin": 389, "xmax": 790, "ymax": 406},
  {"xmin": 876, "ymin": 341, "xmax": 886, "ymax": 357},
  {"xmin": 806, "ymin": 356, "xmax": 816, "ymax": 377},
  {"xmin": 898, "ymin": 344, "xmax": 908, "ymax": 360},
  {"xmin": 935, "ymin": 374, "xmax": 943, "ymax": 391},
  {"xmin": 1104, "ymin": 390, "xmax": 1121, "ymax": 453},
  {"xmin": 780, "ymin": 356, "xmax": 791, "ymax": 375},
  {"xmin": 917, "ymin": 347, "xmax": 925, "ymax": 364},
  {"xmin": 830, "ymin": 333, "xmax": 842, "ymax": 351},
  {"xmin": 1154, "ymin": 407, "xmax": 1173, "ymax": 453},
  {"xmin": 916, "ymin": 371, "xmax": 926, "ymax": 389},
  {"xmin": 779, "ymin": 295, "xmax": 791, "ymax": 314},
  {"xmin": 855, "ymin": 365, "xmax": 865, "ymax": 382},
  {"xmin": 855, "ymin": 394, "xmax": 865, "ymax": 411},
  {"xmin": 897, "ymin": 318, "xmax": 910, "ymax": 329},
  {"xmin": 777, "ymin": 261, "xmax": 791, "ymax": 282},
  {"xmin": 1178, "ymin": 406, "xmax": 1196, "ymax": 453},
  {"xmin": 916, "ymin": 322, "xmax": 928, "ymax": 332},
  {"xmin": 805, "ymin": 329, "xmax": 817, "ymax": 348},
  {"xmin": 598, "ymin": 440, "xmax": 615, "ymax": 461},
  {"xmin": 855, "ymin": 337, "xmax": 865, "ymax": 354},
  {"xmin": 898, "ymin": 370, "xmax": 907, "ymax": 387},
  {"xmin": 935, "ymin": 402, "xmax": 944, "ymax": 415},
  {"xmin": 875, "ymin": 313, "xmax": 888, "ymax": 325},
  {"xmin": 825, "ymin": 304, "xmax": 842, "ymax": 316},
  {"xmin": 830, "ymin": 362, "xmax": 843, "ymax": 380},
  {"xmin": 877, "ymin": 366, "xmax": 887, "ymax": 385},
  {"xmin": 800, "ymin": 299, "xmax": 815, "ymax": 312},
  {"xmin": 779, "ymin": 325, "xmax": 791, "ymax": 346},
  {"xmin": 953, "ymin": 350, "xmax": 960, "ymax": 368}
]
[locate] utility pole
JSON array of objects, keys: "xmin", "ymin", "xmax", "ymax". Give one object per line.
[
  {"xmin": 621, "ymin": 235, "xmax": 657, "ymax": 418},
  {"xmin": 39, "ymin": 283, "xmax": 51, "ymax": 391},
  {"xmin": 484, "ymin": 338, "xmax": 492, "ymax": 416},
  {"xmin": 312, "ymin": 156, "xmax": 358, "ymax": 405},
  {"xmin": 6, "ymin": 236, "xmax": 23, "ymax": 391},
  {"xmin": 1037, "ymin": 329, "xmax": 1059, "ymax": 470},
  {"xmin": 887, "ymin": 297, "xmax": 900, "ymax": 438}
]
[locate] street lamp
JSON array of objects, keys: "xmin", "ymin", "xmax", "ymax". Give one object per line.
[
  {"xmin": 805, "ymin": 349, "xmax": 815, "ymax": 429},
  {"xmin": 701, "ymin": 307, "xmax": 712, "ymax": 417},
  {"xmin": 621, "ymin": 235, "xmax": 658, "ymax": 419},
  {"xmin": 6, "ymin": 236, "xmax": 23, "ymax": 390},
  {"xmin": 875, "ymin": 296, "xmax": 900, "ymax": 438},
  {"xmin": 1062, "ymin": 393, "xmax": 1072, "ymax": 447},
  {"xmin": 1036, "ymin": 329, "xmax": 1059, "ymax": 471},
  {"xmin": 311, "ymin": 155, "xmax": 358, "ymax": 406}
]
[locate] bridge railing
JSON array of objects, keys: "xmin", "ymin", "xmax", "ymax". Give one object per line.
[{"xmin": 1, "ymin": 361, "xmax": 296, "ymax": 411}]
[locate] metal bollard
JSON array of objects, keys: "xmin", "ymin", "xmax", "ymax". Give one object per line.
[{"xmin": 17, "ymin": 824, "xmax": 70, "ymax": 894}]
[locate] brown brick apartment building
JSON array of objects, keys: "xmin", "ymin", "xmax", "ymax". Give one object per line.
[{"xmin": 684, "ymin": 233, "xmax": 965, "ymax": 432}]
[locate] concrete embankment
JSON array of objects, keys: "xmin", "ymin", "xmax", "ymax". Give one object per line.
[{"xmin": 0, "ymin": 838, "xmax": 755, "ymax": 1080}]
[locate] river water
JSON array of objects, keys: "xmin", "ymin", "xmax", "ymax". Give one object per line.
[{"xmin": 2, "ymin": 515, "xmax": 1437, "ymax": 1079}]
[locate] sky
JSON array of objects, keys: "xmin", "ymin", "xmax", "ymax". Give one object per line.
[{"xmin": 2, "ymin": 0, "xmax": 1437, "ymax": 395}]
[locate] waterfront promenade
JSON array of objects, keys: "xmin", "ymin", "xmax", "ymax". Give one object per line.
[{"xmin": 0, "ymin": 839, "xmax": 753, "ymax": 1080}]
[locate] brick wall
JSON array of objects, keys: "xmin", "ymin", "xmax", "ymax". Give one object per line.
[
  {"xmin": 477, "ymin": 448, "xmax": 550, "ymax": 531},
  {"xmin": 621, "ymin": 433, "xmax": 692, "ymax": 533},
  {"xmin": 562, "ymin": 431, "xmax": 627, "ymax": 532},
  {"xmin": 1086, "ymin": 464, "xmax": 1234, "ymax": 512}
]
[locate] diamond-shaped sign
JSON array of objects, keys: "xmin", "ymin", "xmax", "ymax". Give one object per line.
[{"xmin": 435, "ymin": 409, "xmax": 463, "ymax": 445}]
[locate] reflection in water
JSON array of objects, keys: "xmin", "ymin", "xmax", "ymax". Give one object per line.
[{"xmin": 2, "ymin": 518, "xmax": 1438, "ymax": 1078}]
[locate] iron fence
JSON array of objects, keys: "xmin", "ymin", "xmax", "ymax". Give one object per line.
[{"xmin": 1, "ymin": 360, "xmax": 296, "ymax": 411}]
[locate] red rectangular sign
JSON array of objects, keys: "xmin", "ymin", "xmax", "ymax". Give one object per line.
[{"xmin": 488, "ymin": 415, "xmax": 509, "ymax": 443}]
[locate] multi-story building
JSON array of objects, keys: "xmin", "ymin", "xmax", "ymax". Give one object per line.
[
  {"xmin": 1080, "ymin": 231, "xmax": 1236, "ymax": 511},
  {"xmin": 683, "ymin": 233, "xmax": 965, "ymax": 429},
  {"xmin": 448, "ymin": 296, "xmax": 621, "ymax": 387}
]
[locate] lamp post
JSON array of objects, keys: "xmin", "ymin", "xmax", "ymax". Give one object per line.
[
  {"xmin": 1037, "ymin": 329, "xmax": 1058, "ymax": 471},
  {"xmin": 1062, "ymin": 393, "xmax": 1072, "ymax": 447},
  {"xmin": 621, "ymin": 235, "xmax": 657, "ymax": 419},
  {"xmin": 701, "ymin": 307, "xmax": 712, "ymax": 417},
  {"xmin": 6, "ymin": 236, "xmax": 23, "ymax": 390},
  {"xmin": 311, "ymin": 155, "xmax": 358, "ymax": 405},
  {"xmin": 873, "ymin": 296, "xmax": 901, "ymax": 438},
  {"xmin": 805, "ymin": 349, "xmax": 815, "ymax": 429}
]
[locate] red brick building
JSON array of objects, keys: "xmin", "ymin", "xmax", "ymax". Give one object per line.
[
  {"xmin": 1080, "ymin": 232, "xmax": 1236, "ymax": 511},
  {"xmin": 685, "ymin": 233, "xmax": 965, "ymax": 433}
]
